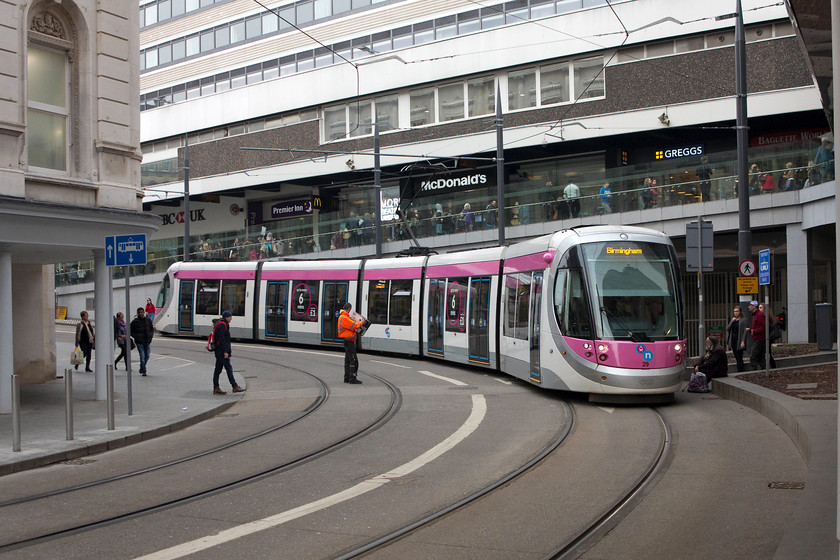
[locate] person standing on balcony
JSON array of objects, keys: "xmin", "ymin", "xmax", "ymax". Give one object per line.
[
  {"xmin": 599, "ymin": 182, "xmax": 612, "ymax": 214},
  {"xmin": 696, "ymin": 155, "xmax": 713, "ymax": 202},
  {"xmin": 563, "ymin": 181, "xmax": 580, "ymax": 218}
]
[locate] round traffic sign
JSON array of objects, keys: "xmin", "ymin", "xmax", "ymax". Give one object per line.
[{"xmin": 739, "ymin": 259, "xmax": 756, "ymax": 277}]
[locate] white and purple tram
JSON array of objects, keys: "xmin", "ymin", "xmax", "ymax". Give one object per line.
[{"xmin": 153, "ymin": 226, "xmax": 686, "ymax": 401}]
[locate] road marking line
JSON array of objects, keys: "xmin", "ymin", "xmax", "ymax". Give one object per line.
[
  {"xmin": 417, "ymin": 370, "xmax": 468, "ymax": 386},
  {"xmin": 371, "ymin": 360, "xmax": 411, "ymax": 369},
  {"xmin": 135, "ymin": 393, "xmax": 487, "ymax": 560},
  {"xmin": 493, "ymin": 378, "xmax": 512, "ymax": 385},
  {"xmin": 597, "ymin": 406, "xmax": 615, "ymax": 414}
]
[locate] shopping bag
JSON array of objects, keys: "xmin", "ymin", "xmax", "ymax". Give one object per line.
[{"xmin": 71, "ymin": 346, "xmax": 84, "ymax": 366}]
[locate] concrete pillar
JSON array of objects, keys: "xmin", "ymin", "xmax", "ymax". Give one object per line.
[
  {"xmin": 0, "ymin": 251, "xmax": 12, "ymax": 413},
  {"xmin": 93, "ymin": 250, "xmax": 111, "ymax": 400},
  {"xmin": 785, "ymin": 224, "xmax": 809, "ymax": 344}
]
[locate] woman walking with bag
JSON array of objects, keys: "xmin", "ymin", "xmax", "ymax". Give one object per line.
[
  {"xmin": 75, "ymin": 310, "xmax": 95, "ymax": 372},
  {"xmin": 726, "ymin": 305, "xmax": 747, "ymax": 372}
]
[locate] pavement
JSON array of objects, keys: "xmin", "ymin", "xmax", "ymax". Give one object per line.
[{"xmin": 0, "ymin": 335, "xmax": 836, "ymax": 559}]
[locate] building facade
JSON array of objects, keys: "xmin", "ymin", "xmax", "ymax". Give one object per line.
[
  {"xmin": 0, "ymin": 1, "xmax": 159, "ymax": 411},
  {"xmin": 82, "ymin": 0, "xmax": 835, "ymax": 354}
]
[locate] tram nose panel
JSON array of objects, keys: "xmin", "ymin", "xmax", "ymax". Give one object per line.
[{"xmin": 564, "ymin": 337, "xmax": 685, "ymax": 369}]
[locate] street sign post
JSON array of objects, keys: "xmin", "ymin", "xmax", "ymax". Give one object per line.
[
  {"xmin": 737, "ymin": 277, "xmax": 758, "ymax": 294},
  {"xmin": 758, "ymin": 249, "xmax": 771, "ymax": 285},
  {"xmin": 686, "ymin": 220, "xmax": 714, "ymax": 272},
  {"xmin": 739, "ymin": 259, "xmax": 756, "ymax": 277},
  {"xmin": 105, "ymin": 234, "xmax": 147, "ymax": 267}
]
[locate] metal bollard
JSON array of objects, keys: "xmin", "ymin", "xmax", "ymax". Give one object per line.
[
  {"xmin": 106, "ymin": 364, "xmax": 115, "ymax": 431},
  {"xmin": 65, "ymin": 368, "xmax": 74, "ymax": 441},
  {"xmin": 11, "ymin": 374, "xmax": 20, "ymax": 452}
]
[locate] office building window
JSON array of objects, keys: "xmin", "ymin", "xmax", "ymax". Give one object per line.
[
  {"xmin": 508, "ymin": 68, "xmax": 536, "ymax": 110},
  {"xmin": 410, "ymin": 87, "xmax": 435, "ymax": 126}
]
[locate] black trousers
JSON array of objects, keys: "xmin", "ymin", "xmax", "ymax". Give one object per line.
[{"xmin": 344, "ymin": 339, "xmax": 358, "ymax": 381}]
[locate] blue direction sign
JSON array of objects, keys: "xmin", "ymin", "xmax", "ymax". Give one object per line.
[
  {"xmin": 758, "ymin": 249, "xmax": 771, "ymax": 285},
  {"xmin": 105, "ymin": 234, "xmax": 147, "ymax": 267}
]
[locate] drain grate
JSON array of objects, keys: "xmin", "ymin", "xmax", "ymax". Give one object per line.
[
  {"xmin": 60, "ymin": 458, "xmax": 97, "ymax": 466},
  {"xmin": 768, "ymin": 481, "xmax": 805, "ymax": 490}
]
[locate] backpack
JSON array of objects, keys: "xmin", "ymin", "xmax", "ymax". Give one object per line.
[
  {"xmin": 206, "ymin": 320, "xmax": 226, "ymax": 351},
  {"xmin": 686, "ymin": 371, "xmax": 710, "ymax": 393}
]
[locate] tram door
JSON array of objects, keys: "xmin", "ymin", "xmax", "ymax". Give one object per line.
[
  {"xmin": 468, "ymin": 277, "xmax": 491, "ymax": 363},
  {"xmin": 427, "ymin": 279, "xmax": 445, "ymax": 355},
  {"xmin": 529, "ymin": 273, "xmax": 543, "ymax": 382},
  {"xmin": 178, "ymin": 280, "xmax": 195, "ymax": 332},
  {"xmin": 265, "ymin": 281, "xmax": 288, "ymax": 338},
  {"xmin": 322, "ymin": 281, "xmax": 348, "ymax": 342}
]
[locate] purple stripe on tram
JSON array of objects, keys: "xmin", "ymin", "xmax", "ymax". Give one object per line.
[
  {"xmin": 363, "ymin": 268, "xmax": 423, "ymax": 280},
  {"xmin": 426, "ymin": 260, "xmax": 500, "ymax": 278},
  {"xmin": 261, "ymin": 268, "xmax": 359, "ymax": 281},
  {"xmin": 503, "ymin": 251, "xmax": 556, "ymax": 274},
  {"xmin": 174, "ymin": 270, "xmax": 255, "ymax": 280}
]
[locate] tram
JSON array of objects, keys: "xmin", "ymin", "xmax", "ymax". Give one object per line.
[{"xmin": 153, "ymin": 226, "xmax": 686, "ymax": 401}]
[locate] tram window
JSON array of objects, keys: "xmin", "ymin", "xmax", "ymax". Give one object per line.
[
  {"xmin": 504, "ymin": 273, "xmax": 530, "ymax": 340},
  {"xmin": 368, "ymin": 281, "xmax": 388, "ymax": 324},
  {"xmin": 196, "ymin": 279, "xmax": 220, "ymax": 315},
  {"xmin": 445, "ymin": 277, "xmax": 468, "ymax": 333},
  {"xmin": 291, "ymin": 280, "xmax": 319, "ymax": 322},
  {"xmin": 156, "ymin": 274, "xmax": 171, "ymax": 309},
  {"xmin": 556, "ymin": 269, "xmax": 592, "ymax": 339},
  {"xmin": 389, "ymin": 280, "xmax": 412, "ymax": 325},
  {"xmin": 220, "ymin": 279, "xmax": 246, "ymax": 316}
]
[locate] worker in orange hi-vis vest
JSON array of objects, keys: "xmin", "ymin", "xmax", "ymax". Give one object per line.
[{"xmin": 338, "ymin": 302, "xmax": 364, "ymax": 384}]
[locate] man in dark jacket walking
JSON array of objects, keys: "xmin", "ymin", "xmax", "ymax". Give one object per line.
[
  {"xmin": 130, "ymin": 307, "xmax": 154, "ymax": 375},
  {"xmin": 213, "ymin": 310, "xmax": 245, "ymax": 395}
]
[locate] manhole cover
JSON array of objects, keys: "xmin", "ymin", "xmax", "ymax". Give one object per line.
[
  {"xmin": 60, "ymin": 458, "xmax": 97, "ymax": 466},
  {"xmin": 768, "ymin": 481, "xmax": 805, "ymax": 490}
]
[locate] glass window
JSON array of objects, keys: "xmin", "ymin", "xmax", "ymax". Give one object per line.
[
  {"xmin": 172, "ymin": 39, "xmax": 186, "ymax": 60},
  {"xmin": 445, "ymin": 278, "xmax": 468, "ymax": 333},
  {"xmin": 196, "ymin": 279, "xmax": 220, "ymax": 315},
  {"xmin": 675, "ymin": 37, "xmax": 704, "ymax": 53},
  {"xmin": 389, "ymin": 280, "xmax": 412, "ymax": 325},
  {"xmin": 158, "ymin": 0, "xmax": 171, "ymax": 21},
  {"xmin": 215, "ymin": 27, "xmax": 229, "ymax": 48},
  {"xmin": 186, "ymin": 0, "xmax": 199, "ymax": 10},
  {"xmin": 277, "ymin": 7, "xmax": 294, "ymax": 29},
  {"xmin": 375, "ymin": 94, "xmax": 398, "ymax": 131},
  {"xmin": 231, "ymin": 21, "xmax": 246, "ymax": 43},
  {"xmin": 372, "ymin": 36, "xmax": 391, "ymax": 54},
  {"xmin": 158, "ymin": 44, "xmax": 172, "ymax": 65},
  {"xmin": 247, "ymin": 68, "xmax": 262, "ymax": 84},
  {"xmin": 28, "ymin": 110, "xmax": 66, "ymax": 170},
  {"xmin": 368, "ymin": 281, "xmax": 388, "ymax": 324},
  {"xmin": 29, "ymin": 46, "xmax": 66, "ymax": 108},
  {"xmin": 324, "ymin": 104, "xmax": 346, "ymax": 140},
  {"xmin": 314, "ymin": 0, "xmax": 331, "ymax": 18},
  {"xmin": 185, "ymin": 35, "xmax": 199, "ymax": 56},
  {"xmin": 263, "ymin": 13, "xmax": 278, "ymax": 34},
  {"xmin": 616, "ymin": 45, "xmax": 644, "ymax": 63},
  {"xmin": 646, "ymin": 40, "xmax": 673, "ymax": 58},
  {"xmin": 221, "ymin": 280, "xmax": 246, "ymax": 316},
  {"xmin": 139, "ymin": 6, "xmax": 146, "ymax": 28},
  {"xmin": 540, "ymin": 62, "xmax": 569, "ymax": 105},
  {"xmin": 334, "ymin": 0, "xmax": 351, "ymax": 13},
  {"xmin": 436, "ymin": 23, "xmax": 456, "ymax": 40},
  {"xmin": 297, "ymin": 54, "xmax": 314, "ymax": 71},
  {"xmin": 246, "ymin": 15, "xmax": 261, "ymax": 39},
  {"xmin": 352, "ymin": 0, "xmax": 370, "ymax": 7},
  {"xmin": 280, "ymin": 59, "xmax": 296, "ymax": 76},
  {"xmin": 350, "ymin": 100, "xmax": 372, "ymax": 137},
  {"xmin": 296, "ymin": 2, "xmax": 314, "ymax": 24},
  {"xmin": 506, "ymin": 7, "xmax": 528, "ymax": 24},
  {"xmin": 200, "ymin": 81, "xmax": 214, "ymax": 95},
  {"xmin": 438, "ymin": 82, "xmax": 464, "ymax": 122},
  {"xmin": 481, "ymin": 12, "xmax": 504, "ymax": 29},
  {"xmin": 145, "ymin": 5, "xmax": 158, "ymax": 25},
  {"xmin": 172, "ymin": 0, "xmax": 185, "ymax": 17},
  {"xmin": 216, "ymin": 76, "xmax": 230, "ymax": 91},
  {"xmin": 414, "ymin": 29, "xmax": 434, "ymax": 45},
  {"xmin": 410, "ymin": 87, "xmax": 435, "ymax": 126},
  {"xmin": 315, "ymin": 51, "xmax": 333, "ymax": 67},
  {"xmin": 393, "ymin": 27, "xmax": 413, "ymax": 49},
  {"xmin": 200, "ymin": 30, "xmax": 214, "ymax": 52},
  {"xmin": 231, "ymin": 69, "xmax": 246, "ymax": 89},
  {"xmin": 459, "ymin": 18, "xmax": 480, "ymax": 34},
  {"xmin": 504, "ymin": 274, "xmax": 530, "ymax": 340},
  {"xmin": 573, "ymin": 56, "xmax": 604, "ymax": 99},
  {"xmin": 291, "ymin": 281, "xmax": 319, "ymax": 322},
  {"xmin": 508, "ymin": 68, "xmax": 536, "ymax": 110},
  {"xmin": 145, "ymin": 48, "xmax": 158, "ymax": 68},
  {"xmin": 554, "ymin": 266, "xmax": 591, "ymax": 339},
  {"xmin": 468, "ymin": 76, "xmax": 494, "ymax": 117},
  {"xmin": 264, "ymin": 65, "xmax": 279, "ymax": 80},
  {"xmin": 531, "ymin": 1, "xmax": 554, "ymax": 18}
]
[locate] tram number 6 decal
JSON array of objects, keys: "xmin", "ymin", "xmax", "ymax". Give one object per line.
[
  {"xmin": 446, "ymin": 280, "xmax": 466, "ymax": 333},
  {"xmin": 292, "ymin": 281, "xmax": 319, "ymax": 322}
]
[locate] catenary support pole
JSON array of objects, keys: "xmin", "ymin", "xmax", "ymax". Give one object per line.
[
  {"xmin": 125, "ymin": 266, "xmax": 133, "ymax": 415},
  {"xmin": 735, "ymin": 0, "xmax": 753, "ymax": 323},
  {"xmin": 495, "ymin": 84, "xmax": 505, "ymax": 246},
  {"xmin": 0, "ymin": 250, "xmax": 12, "ymax": 414},
  {"xmin": 65, "ymin": 368, "xmax": 73, "ymax": 441},
  {"xmin": 374, "ymin": 121, "xmax": 382, "ymax": 259},
  {"xmin": 184, "ymin": 133, "xmax": 191, "ymax": 262}
]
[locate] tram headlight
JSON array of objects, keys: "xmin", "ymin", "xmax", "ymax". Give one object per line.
[
  {"xmin": 582, "ymin": 343, "xmax": 592, "ymax": 350},
  {"xmin": 597, "ymin": 343, "xmax": 608, "ymax": 353},
  {"xmin": 674, "ymin": 343, "xmax": 682, "ymax": 352}
]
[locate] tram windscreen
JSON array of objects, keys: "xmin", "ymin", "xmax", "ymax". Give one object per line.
[
  {"xmin": 581, "ymin": 242, "xmax": 681, "ymax": 341},
  {"xmin": 155, "ymin": 274, "xmax": 171, "ymax": 309}
]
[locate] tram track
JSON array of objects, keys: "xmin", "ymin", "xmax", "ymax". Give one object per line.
[
  {"xmin": 0, "ymin": 354, "xmax": 402, "ymax": 553},
  {"xmin": 336, "ymin": 403, "xmax": 672, "ymax": 560}
]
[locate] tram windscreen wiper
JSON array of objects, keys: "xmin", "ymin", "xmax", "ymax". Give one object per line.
[{"xmin": 629, "ymin": 331, "xmax": 651, "ymax": 343}]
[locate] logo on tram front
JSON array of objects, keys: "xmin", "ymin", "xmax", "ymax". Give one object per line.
[{"xmin": 635, "ymin": 344, "xmax": 653, "ymax": 361}]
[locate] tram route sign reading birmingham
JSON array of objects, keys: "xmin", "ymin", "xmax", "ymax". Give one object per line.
[{"xmin": 105, "ymin": 234, "xmax": 147, "ymax": 267}]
